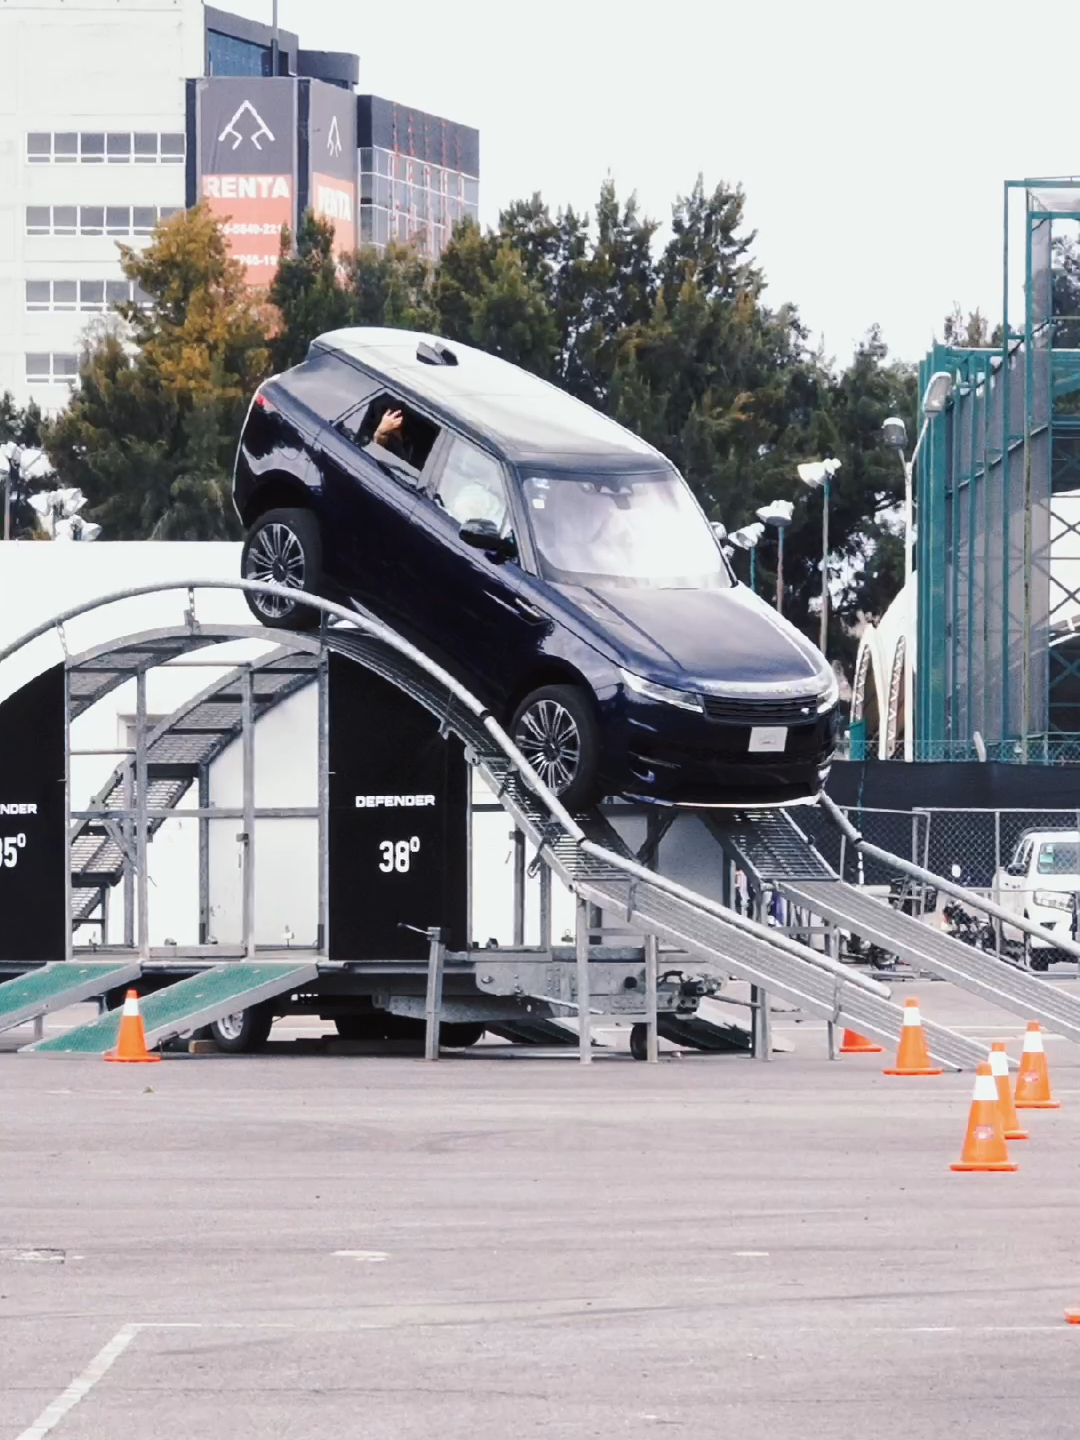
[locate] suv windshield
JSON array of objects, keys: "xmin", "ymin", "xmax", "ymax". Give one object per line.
[{"xmin": 521, "ymin": 470, "xmax": 730, "ymax": 589}]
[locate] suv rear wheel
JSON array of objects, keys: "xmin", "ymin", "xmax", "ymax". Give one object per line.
[
  {"xmin": 510, "ymin": 683, "xmax": 600, "ymax": 812},
  {"xmin": 241, "ymin": 507, "xmax": 323, "ymax": 630}
]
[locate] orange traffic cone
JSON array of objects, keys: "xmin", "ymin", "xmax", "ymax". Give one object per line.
[
  {"xmin": 990, "ymin": 1040, "xmax": 1028, "ymax": 1140},
  {"xmin": 950, "ymin": 1063, "xmax": 1018, "ymax": 1172},
  {"xmin": 1014, "ymin": 1021, "xmax": 1060, "ymax": 1110},
  {"xmin": 839, "ymin": 1028, "xmax": 884, "ymax": 1054},
  {"xmin": 883, "ymin": 997, "xmax": 943, "ymax": 1076},
  {"xmin": 1065, "ymin": 1310, "xmax": 1080, "ymax": 1325},
  {"xmin": 104, "ymin": 990, "xmax": 160, "ymax": 1064}
]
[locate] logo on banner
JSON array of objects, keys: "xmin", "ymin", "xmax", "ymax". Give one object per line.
[
  {"xmin": 218, "ymin": 100, "xmax": 275, "ymax": 152},
  {"xmin": 316, "ymin": 183, "xmax": 353, "ymax": 221},
  {"xmin": 327, "ymin": 115, "xmax": 342, "ymax": 158},
  {"xmin": 203, "ymin": 174, "xmax": 292, "ymax": 200}
]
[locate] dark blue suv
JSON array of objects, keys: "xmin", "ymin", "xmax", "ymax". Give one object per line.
[{"xmin": 233, "ymin": 327, "xmax": 839, "ymax": 808}]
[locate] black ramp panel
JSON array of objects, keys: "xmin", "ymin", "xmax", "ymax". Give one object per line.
[
  {"xmin": 327, "ymin": 654, "xmax": 468, "ymax": 961},
  {"xmin": 0, "ymin": 665, "xmax": 66, "ymax": 961},
  {"xmin": 784, "ymin": 879, "xmax": 1080, "ymax": 1044}
]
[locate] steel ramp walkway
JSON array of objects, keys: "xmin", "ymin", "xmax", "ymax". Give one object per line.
[
  {"xmin": 24, "ymin": 961, "xmax": 318, "ymax": 1054},
  {"xmin": 707, "ymin": 808, "xmax": 1080, "ymax": 1047},
  {"xmin": 782, "ymin": 878, "xmax": 1080, "ymax": 1045},
  {"xmin": 0, "ymin": 961, "xmax": 143, "ymax": 1036}
]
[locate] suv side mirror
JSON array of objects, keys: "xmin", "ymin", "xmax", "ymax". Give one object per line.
[{"xmin": 460, "ymin": 517, "xmax": 517, "ymax": 561}]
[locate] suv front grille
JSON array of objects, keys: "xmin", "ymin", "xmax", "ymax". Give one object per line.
[{"xmin": 702, "ymin": 694, "xmax": 819, "ymax": 726}]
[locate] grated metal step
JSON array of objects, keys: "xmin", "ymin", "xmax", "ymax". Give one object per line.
[
  {"xmin": 26, "ymin": 961, "xmax": 318, "ymax": 1055},
  {"xmin": 705, "ymin": 810, "xmax": 837, "ymax": 882},
  {"xmin": 0, "ymin": 960, "xmax": 142, "ymax": 1036}
]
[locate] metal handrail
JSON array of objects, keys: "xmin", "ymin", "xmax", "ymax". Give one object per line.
[{"xmin": 0, "ymin": 578, "xmax": 887, "ymax": 994}]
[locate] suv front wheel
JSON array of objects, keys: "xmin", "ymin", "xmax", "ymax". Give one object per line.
[
  {"xmin": 510, "ymin": 684, "xmax": 600, "ymax": 813},
  {"xmin": 241, "ymin": 507, "xmax": 323, "ymax": 630}
]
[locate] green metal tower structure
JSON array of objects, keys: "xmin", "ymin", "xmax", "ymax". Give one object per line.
[{"xmin": 917, "ymin": 178, "xmax": 1080, "ymax": 761}]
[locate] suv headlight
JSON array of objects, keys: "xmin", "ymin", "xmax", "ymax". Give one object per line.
[
  {"xmin": 1033, "ymin": 890, "xmax": 1073, "ymax": 912},
  {"xmin": 817, "ymin": 670, "xmax": 839, "ymax": 713},
  {"xmin": 620, "ymin": 669, "xmax": 704, "ymax": 713}
]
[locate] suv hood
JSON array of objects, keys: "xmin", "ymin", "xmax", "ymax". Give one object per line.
[{"xmin": 556, "ymin": 582, "xmax": 826, "ymax": 691}]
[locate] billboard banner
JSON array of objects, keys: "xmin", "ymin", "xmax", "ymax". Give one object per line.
[
  {"xmin": 308, "ymin": 80, "xmax": 357, "ymax": 257},
  {"xmin": 196, "ymin": 77, "xmax": 297, "ymax": 286}
]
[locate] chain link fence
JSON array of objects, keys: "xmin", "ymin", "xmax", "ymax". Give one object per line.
[{"xmin": 798, "ymin": 803, "xmax": 1080, "ymax": 971}]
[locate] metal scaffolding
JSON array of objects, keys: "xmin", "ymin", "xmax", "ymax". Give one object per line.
[{"xmin": 917, "ymin": 177, "xmax": 1080, "ymax": 762}]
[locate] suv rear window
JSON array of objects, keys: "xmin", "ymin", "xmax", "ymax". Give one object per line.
[{"xmin": 279, "ymin": 352, "xmax": 379, "ymax": 424}]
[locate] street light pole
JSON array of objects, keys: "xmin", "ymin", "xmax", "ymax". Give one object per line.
[
  {"xmin": 756, "ymin": 501, "xmax": 794, "ymax": 615},
  {"xmin": 820, "ymin": 476, "xmax": 830, "ymax": 652},
  {"xmin": 797, "ymin": 458, "xmax": 840, "ymax": 655},
  {"xmin": 883, "ymin": 370, "xmax": 953, "ymax": 764}
]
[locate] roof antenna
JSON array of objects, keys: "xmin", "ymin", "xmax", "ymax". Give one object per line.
[{"xmin": 416, "ymin": 340, "xmax": 458, "ymax": 367}]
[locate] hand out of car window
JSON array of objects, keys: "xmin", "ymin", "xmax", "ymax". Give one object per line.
[{"xmin": 374, "ymin": 408, "xmax": 404, "ymax": 449}]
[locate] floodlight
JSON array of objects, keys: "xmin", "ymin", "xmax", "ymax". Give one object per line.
[
  {"xmin": 54, "ymin": 514, "xmax": 100, "ymax": 542},
  {"xmin": 729, "ymin": 522, "xmax": 765, "ymax": 550},
  {"xmin": 922, "ymin": 370, "xmax": 954, "ymax": 415},
  {"xmin": 882, "ymin": 416, "xmax": 908, "ymax": 450},
  {"xmin": 711, "ymin": 521, "xmax": 727, "ymax": 541},
  {"xmin": 19, "ymin": 449, "xmax": 54, "ymax": 482},
  {"xmin": 756, "ymin": 499, "xmax": 794, "ymax": 528}
]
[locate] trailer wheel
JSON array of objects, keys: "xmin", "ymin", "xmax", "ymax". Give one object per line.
[
  {"xmin": 629, "ymin": 1023, "xmax": 649, "ymax": 1061},
  {"xmin": 209, "ymin": 1006, "xmax": 274, "ymax": 1053},
  {"xmin": 439, "ymin": 1023, "xmax": 485, "ymax": 1048}
]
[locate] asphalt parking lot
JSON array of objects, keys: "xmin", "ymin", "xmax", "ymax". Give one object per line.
[{"xmin": 3, "ymin": 984, "xmax": 1080, "ymax": 1439}]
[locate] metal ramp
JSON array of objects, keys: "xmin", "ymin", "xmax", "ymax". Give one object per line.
[
  {"xmin": 0, "ymin": 960, "xmax": 142, "ymax": 1036},
  {"xmin": 709, "ymin": 809, "xmax": 1080, "ymax": 1047},
  {"xmin": 323, "ymin": 631, "xmax": 987, "ymax": 1071},
  {"xmin": 25, "ymin": 961, "xmax": 317, "ymax": 1054}
]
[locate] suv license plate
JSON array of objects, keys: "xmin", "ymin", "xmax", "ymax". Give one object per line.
[{"xmin": 749, "ymin": 726, "xmax": 788, "ymax": 754}]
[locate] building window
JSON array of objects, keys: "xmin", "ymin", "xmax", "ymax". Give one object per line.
[
  {"xmin": 26, "ymin": 353, "xmax": 78, "ymax": 385},
  {"xmin": 25, "ymin": 205, "xmax": 180, "ymax": 237},
  {"xmin": 24, "ymin": 279, "xmax": 147, "ymax": 312},
  {"xmin": 26, "ymin": 132, "xmax": 185, "ymax": 165},
  {"xmin": 206, "ymin": 29, "xmax": 273, "ymax": 77},
  {"xmin": 357, "ymin": 146, "xmax": 479, "ymax": 261}
]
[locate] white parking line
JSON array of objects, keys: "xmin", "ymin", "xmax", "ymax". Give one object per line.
[
  {"xmin": 13, "ymin": 1322, "xmax": 295, "ymax": 1440},
  {"xmin": 15, "ymin": 1324, "xmax": 137, "ymax": 1440}
]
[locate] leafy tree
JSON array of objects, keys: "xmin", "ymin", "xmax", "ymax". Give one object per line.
[
  {"xmin": 269, "ymin": 212, "xmax": 355, "ymax": 372},
  {"xmin": 46, "ymin": 205, "xmax": 268, "ymax": 538}
]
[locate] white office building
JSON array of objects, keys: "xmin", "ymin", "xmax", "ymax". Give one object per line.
[
  {"xmin": 0, "ymin": 2, "xmax": 478, "ymax": 415},
  {"xmin": 0, "ymin": 0, "xmax": 208, "ymax": 410}
]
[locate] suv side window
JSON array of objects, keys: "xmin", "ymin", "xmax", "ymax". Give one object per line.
[
  {"xmin": 434, "ymin": 435, "xmax": 511, "ymax": 534},
  {"xmin": 336, "ymin": 391, "xmax": 441, "ymax": 487}
]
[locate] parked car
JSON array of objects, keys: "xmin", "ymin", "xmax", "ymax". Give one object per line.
[
  {"xmin": 233, "ymin": 327, "xmax": 840, "ymax": 809},
  {"xmin": 992, "ymin": 828, "xmax": 1080, "ymax": 968}
]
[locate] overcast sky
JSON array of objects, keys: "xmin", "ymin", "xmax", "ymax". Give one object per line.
[{"xmin": 229, "ymin": 0, "xmax": 1077, "ymax": 368}]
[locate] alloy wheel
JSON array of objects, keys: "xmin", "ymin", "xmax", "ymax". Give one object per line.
[
  {"xmin": 514, "ymin": 699, "xmax": 582, "ymax": 794},
  {"xmin": 244, "ymin": 524, "xmax": 306, "ymax": 619}
]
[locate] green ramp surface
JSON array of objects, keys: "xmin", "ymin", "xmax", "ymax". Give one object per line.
[
  {"xmin": 0, "ymin": 961, "xmax": 142, "ymax": 1036},
  {"xmin": 27, "ymin": 961, "xmax": 318, "ymax": 1055}
]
